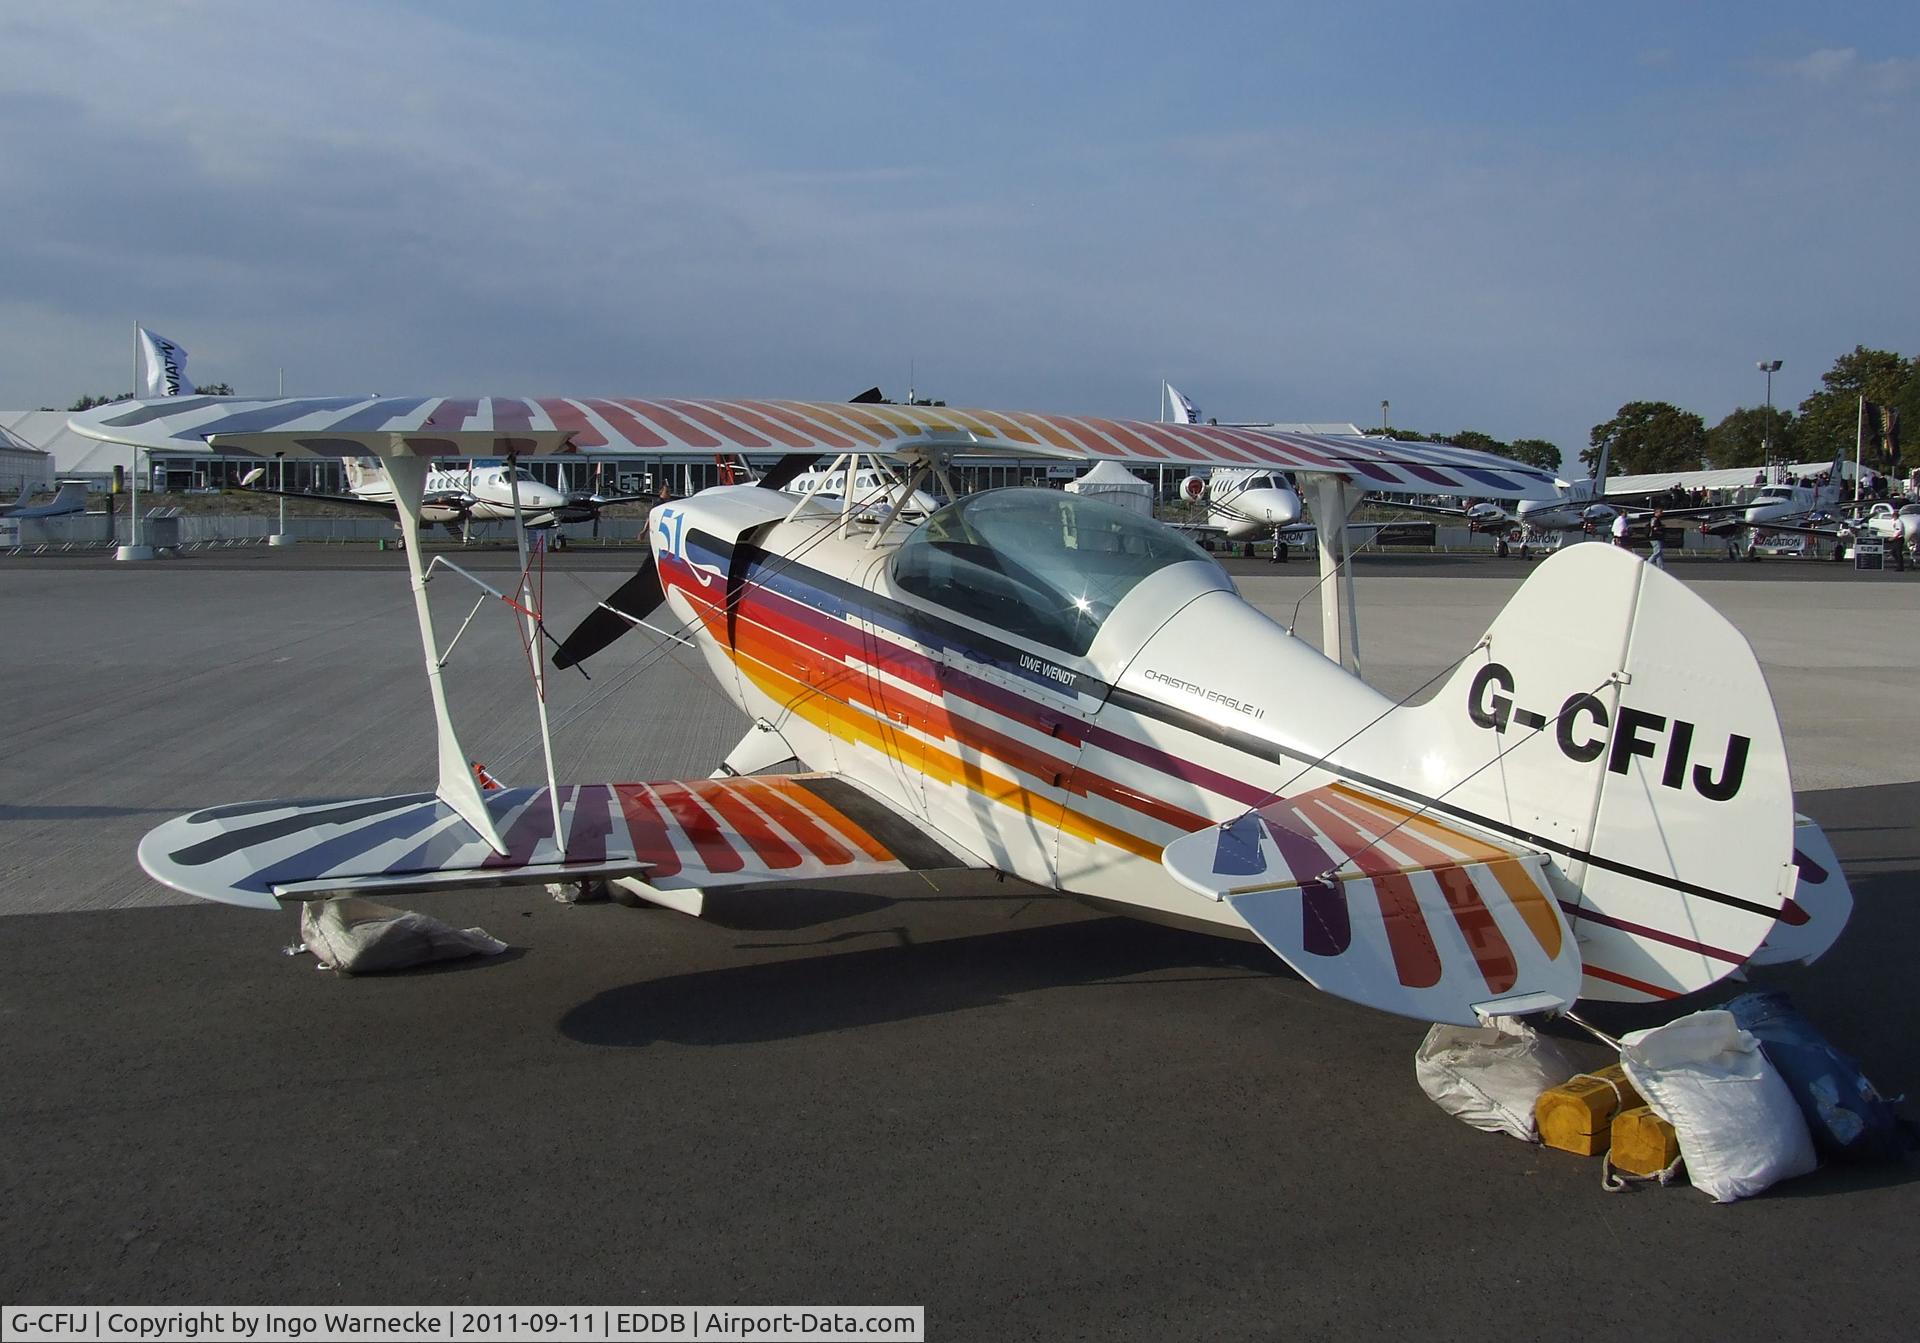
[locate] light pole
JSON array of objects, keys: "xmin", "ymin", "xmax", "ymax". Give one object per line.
[
  {"xmin": 1758, "ymin": 359, "xmax": 1782, "ymax": 478},
  {"xmin": 269, "ymin": 450, "xmax": 296, "ymax": 546}
]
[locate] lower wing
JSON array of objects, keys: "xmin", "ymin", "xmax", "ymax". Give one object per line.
[{"xmin": 141, "ymin": 773, "xmax": 977, "ymax": 909}]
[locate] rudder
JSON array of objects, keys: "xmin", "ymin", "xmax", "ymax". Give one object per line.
[{"xmin": 1379, "ymin": 544, "xmax": 1796, "ymax": 1004}]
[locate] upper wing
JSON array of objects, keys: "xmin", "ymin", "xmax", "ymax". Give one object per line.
[
  {"xmin": 140, "ymin": 773, "xmax": 979, "ymax": 910},
  {"xmin": 69, "ymin": 396, "xmax": 1560, "ymax": 501}
]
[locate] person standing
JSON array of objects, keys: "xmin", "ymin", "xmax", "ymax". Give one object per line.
[
  {"xmin": 1611, "ymin": 511, "xmax": 1629, "ymax": 547},
  {"xmin": 1648, "ymin": 509, "xmax": 1666, "ymax": 568}
]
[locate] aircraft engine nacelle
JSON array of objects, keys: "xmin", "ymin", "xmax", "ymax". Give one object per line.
[
  {"xmin": 1582, "ymin": 503, "xmax": 1616, "ymax": 525},
  {"xmin": 1180, "ymin": 474, "xmax": 1207, "ymax": 503}
]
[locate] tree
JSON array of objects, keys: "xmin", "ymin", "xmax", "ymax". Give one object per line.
[
  {"xmin": 1505, "ymin": 438, "xmax": 1562, "ymax": 473},
  {"xmin": 1706, "ymin": 406, "xmax": 1796, "ymax": 470},
  {"xmin": 1794, "ymin": 347, "xmax": 1916, "ymax": 473},
  {"xmin": 1582, "ymin": 401, "xmax": 1707, "ymax": 477},
  {"xmin": 69, "ymin": 392, "xmax": 132, "ymax": 411},
  {"xmin": 68, "ymin": 381, "xmax": 230, "ymax": 410},
  {"xmin": 1447, "ymin": 429, "xmax": 1505, "ymax": 455}
]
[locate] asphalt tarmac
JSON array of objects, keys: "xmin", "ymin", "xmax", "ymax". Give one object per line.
[{"xmin": 2, "ymin": 544, "xmax": 1916, "ymax": 1338}]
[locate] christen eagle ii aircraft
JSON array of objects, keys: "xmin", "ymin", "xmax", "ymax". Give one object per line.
[{"xmin": 72, "ymin": 395, "xmax": 1852, "ymax": 1027}]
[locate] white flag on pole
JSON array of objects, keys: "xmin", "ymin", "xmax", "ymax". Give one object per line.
[
  {"xmin": 137, "ymin": 328, "xmax": 195, "ymax": 397},
  {"xmin": 1165, "ymin": 382, "xmax": 1201, "ymax": 425}
]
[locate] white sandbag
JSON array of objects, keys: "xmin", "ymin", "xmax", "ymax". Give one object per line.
[
  {"xmin": 300, "ymin": 896, "xmax": 509, "ymax": 975},
  {"xmin": 1415, "ymin": 1015, "xmax": 1577, "ymax": 1140},
  {"xmin": 1619, "ymin": 1010, "xmax": 1817, "ymax": 1202}
]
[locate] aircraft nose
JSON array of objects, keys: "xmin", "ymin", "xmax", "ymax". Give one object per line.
[{"xmin": 1252, "ymin": 489, "xmax": 1302, "ymax": 525}]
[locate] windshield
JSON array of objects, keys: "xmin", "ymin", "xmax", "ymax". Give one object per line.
[{"xmin": 892, "ymin": 488, "xmax": 1213, "ymax": 655}]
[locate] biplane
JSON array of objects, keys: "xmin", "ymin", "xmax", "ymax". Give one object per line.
[{"xmin": 71, "ymin": 395, "xmax": 1853, "ymax": 1026}]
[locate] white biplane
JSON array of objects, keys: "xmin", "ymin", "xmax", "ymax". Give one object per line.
[{"xmin": 72, "ymin": 395, "xmax": 1852, "ymax": 1026}]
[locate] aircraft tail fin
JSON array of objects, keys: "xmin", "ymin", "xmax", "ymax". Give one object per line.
[
  {"xmin": 1384, "ymin": 543, "xmax": 1806, "ymax": 1005},
  {"xmin": 343, "ymin": 457, "xmax": 384, "ymax": 493}
]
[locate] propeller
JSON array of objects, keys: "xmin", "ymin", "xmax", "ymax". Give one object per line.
[
  {"xmin": 552, "ymin": 452, "xmax": 823, "ymax": 671},
  {"xmin": 551, "ymin": 554, "xmax": 665, "ymax": 670}
]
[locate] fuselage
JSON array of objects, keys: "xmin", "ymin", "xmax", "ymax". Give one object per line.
[
  {"xmin": 1189, "ymin": 469, "xmax": 1303, "ymax": 539},
  {"xmin": 786, "ymin": 464, "xmax": 941, "ymax": 521},
  {"xmin": 346, "ymin": 461, "xmax": 568, "ymax": 523},
  {"xmin": 1742, "ymin": 482, "xmax": 1825, "ymax": 526},
  {"xmin": 1852, "ymin": 501, "xmax": 1920, "ymax": 548},
  {"xmin": 1514, "ymin": 480, "xmax": 1615, "ymax": 534},
  {"xmin": 651, "ymin": 484, "xmax": 1370, "ymax": 933},
  {"xmin": 640, "ymin": 484, "xmax": 1795, "ymax": 1012}
]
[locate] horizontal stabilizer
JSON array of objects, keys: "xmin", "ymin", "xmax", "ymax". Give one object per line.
[
  {"xmin": 1162, "ymin": 783, "xmax": 1580, "ymax": 1026},
  {"xmin": 141, "ymin": 775, "xmax": 973, "ymax": 909}
]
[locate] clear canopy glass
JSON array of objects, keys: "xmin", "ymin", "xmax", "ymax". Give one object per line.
[{"xmin": 892, "ymin": 488, "xmax": 1214, "ymax": 655}]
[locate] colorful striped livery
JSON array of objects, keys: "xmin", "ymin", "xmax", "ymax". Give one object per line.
[
  {"xmin": 138, "ymin": 774, "xmax": 968, "ymax": 910},
  {"xmin": 69, "ymin": 395, "xmax": 1563, "ymax": 501}
]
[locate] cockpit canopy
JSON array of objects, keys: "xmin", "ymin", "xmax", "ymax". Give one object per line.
[{"xmin": 892, "ymin": 488, "xmax": 1215, "ymax": 655}]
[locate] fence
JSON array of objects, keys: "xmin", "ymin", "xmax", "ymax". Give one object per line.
[{"xmin": 3, "ymin": 511, "xmax": 656, "ymax": 553}]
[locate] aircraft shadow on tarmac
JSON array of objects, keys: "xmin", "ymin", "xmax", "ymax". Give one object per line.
[
  {"xmin": 0, "ymin": 803, "xmax": 176, "ymax": 821},
  {"xmin": 559, "ymin": 915, "xmax": 1277, "ymax": 1049}
]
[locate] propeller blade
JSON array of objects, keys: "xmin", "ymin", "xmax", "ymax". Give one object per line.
[
  {"xmin": 552, "ymin": 554, "xmax": 665, "ymax": 670},
  {"xmin": 758, "ymin": 452, "xmax": 822, "ymax": 492}
]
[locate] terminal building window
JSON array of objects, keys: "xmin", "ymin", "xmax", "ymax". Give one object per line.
[{"xmin": 891, "ymin": 488, "xmax": 1214, "ymax": 656}]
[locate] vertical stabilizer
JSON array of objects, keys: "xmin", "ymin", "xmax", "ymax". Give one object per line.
[{"xmin": 1382, "ymin": 544, "xmax": 1796, "ymax": 1004}]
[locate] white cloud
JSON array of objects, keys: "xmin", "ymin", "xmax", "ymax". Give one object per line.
[{"xmin": 1786, "ymin": 47, "xmax": 1859, "ymax": 82}]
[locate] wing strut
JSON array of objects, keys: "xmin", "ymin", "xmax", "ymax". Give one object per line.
[
  {"xmin": 384, "ymin": 451, "xmax": 510, "ymax": 856},
  {"xmin": 1305, "ymin": 475, "xmax": 1364, "ymax": 675},
  {"xmin": 506, "ymin": 451, "xmax": 568, "ymax": 848}
]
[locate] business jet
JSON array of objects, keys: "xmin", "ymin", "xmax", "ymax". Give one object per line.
[{"xmin": 1164, "ymin": 386, "xmax": 1307, "ymax": 553}]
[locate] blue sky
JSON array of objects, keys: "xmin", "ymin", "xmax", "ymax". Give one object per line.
[{"xmin": 2, "ymin": 1, "xmax": 1914, "ymax": 469}]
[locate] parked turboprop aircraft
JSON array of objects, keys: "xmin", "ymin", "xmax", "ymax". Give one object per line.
[
  {"xmin": 244, "ymin": 457, "xmax": 570, "ymax": 530},
  {"xmin": 71, "ymin": 394, "xmax": 1851, "ymax": 1029},
  {"xmin": 0, "ymin": 479, "xmax": 90, "ymax": 519},
  {"xmin": 785, "ymin": 459, "xmax": 942, "ymax": 523},
  {"xmin": 1388, "ymin": 441, "xmax": 1624, "ymax": 555},
  {"xmin": 1733, "ymin": 499, "xmax": 1920, "ymax": 557},
  {"xmin": 1637, "ymin": 450, "xmax": 1853, "ymax": 555}
]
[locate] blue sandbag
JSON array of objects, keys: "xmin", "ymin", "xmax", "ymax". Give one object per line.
[{"xmin": 1725, "ymin": 990, "xmax": 1915, "ymax": 1163}]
